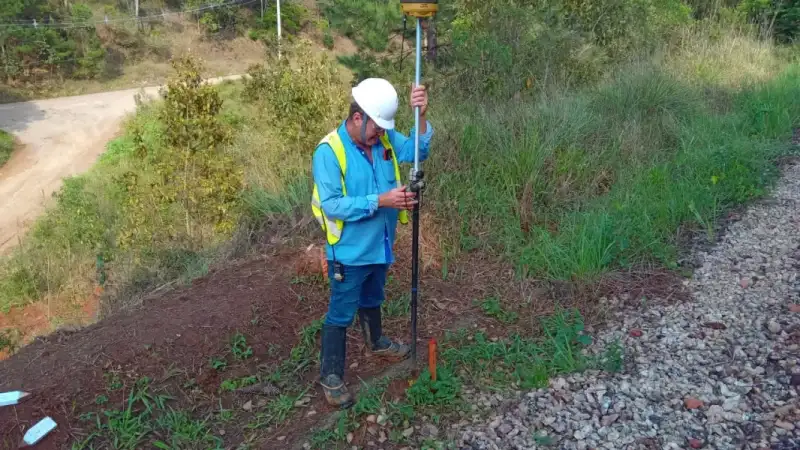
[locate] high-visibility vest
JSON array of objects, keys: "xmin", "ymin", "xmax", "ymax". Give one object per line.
[{"xmin": 311, "ymin": 130, "xmax": 409, "ymax": 245}]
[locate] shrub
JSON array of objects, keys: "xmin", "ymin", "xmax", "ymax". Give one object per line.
[
  {"xmin": 437, "ymin": 0, "xmax": 691, "ymax": 99},
  {"xmin": 0, "ymin": 1, "xmax": 105, "ymax": 83},
  {"xmin": 119, "ymin": 56, "xmax": 244, "ymax": 251},
  {"xmin": 738, "ymin": 0, "xmax": 800, "ymax": 43},
  {"xmin": 242, "ymin": 40, "xmax": 349, "ymax": 151},
  {"xmin": 185, "ymin": 0, "xmax": 242, "ymax": 34}
]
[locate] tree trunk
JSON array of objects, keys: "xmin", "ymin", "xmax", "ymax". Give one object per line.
[{"xmin": 426, "ymin": 18, "xmax": 437, "ymax": 64}]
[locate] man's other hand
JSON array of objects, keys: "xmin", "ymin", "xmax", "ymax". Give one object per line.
[{"xmin": 379, "ymin": 186, "xmax": 417, "ymax": 210}]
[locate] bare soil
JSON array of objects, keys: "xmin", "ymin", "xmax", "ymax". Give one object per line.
[
  {"xmin": 0, "ymin": 241, "xmax": 471, "ymax": 449},
  {"xmin": 0, "ymin": 248, "xmax": 321, "ymax": 448}
]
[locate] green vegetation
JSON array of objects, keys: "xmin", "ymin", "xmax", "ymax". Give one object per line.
[
  {"xmin": 0, "ymin": 0, "xmax": 312, "ymax": 101},
  {"xmin": 247, "ymin": 1, "xmax": 310, "ymax": 42},
  {"xmin": 73, "ymin": 318, "xmax": 324, "ymax": 447},
  {"xmin": 308, "ymin": 307, "xmax": 620, "ymax": 448},
  {"xmin": 118, "ymin": 56, "xmax": 244, "ymax": 252},
  {"xmin": 428, "ymin": 59, "xmax": 800, "ymax": 279},
  {"xmin": 0, "ymin": 42, "xmax": 346, "ymax": 312},
  {"xmin": 230, "ymin": 332, "xmax": 253, "ymax": 360},
  {"xmin": 0, "ymin": 130, "xmax": 13, "ymax": 167},
  {"xmin": 383, "ymin": 293, "xmax": 411, "ymax": 318},
  {"xmin": 440, "ymin": 307, "xmax": 620, "ymax": 389},
  {"xmin": 1, "ymin": 0, "xmax": 797, "ymax": 355},
  {"xmin": 72, "ymin": 377, "xmax": 223, "ymax": 450},
  {"xmin": 1, "ymin": 0, "xmax": 798, "ymax": 445},
  {"xmin": 0, "ymin": 328, "xmax": 21, "ymax": 354},
  {"xmin": 319, "ymin": 0, "xmax": 403, "ymax": 52},
  {"xmin": 1, "ymin": 0, "xmax": 105, "ymax": 84},
  {"xmin": 475, "ymin": 297, "xmax": 518, "ymax": 324}
]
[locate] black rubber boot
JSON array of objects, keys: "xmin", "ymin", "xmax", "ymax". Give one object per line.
[
  {"xmin": 319, "ymin": 325, "xmax": 353, "ymax": 408},
  {"xmin": 358, "ymin": 307, "xmax": 382, "ymax": 349},
  {"xmin": 358, "ymin": 307, "xmax": 410, "ymax": 360}
]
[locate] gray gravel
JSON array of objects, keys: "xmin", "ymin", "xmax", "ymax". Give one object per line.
[{"xmin": 455, "ymin": 163, "xmax": 800, "ymax": 450}]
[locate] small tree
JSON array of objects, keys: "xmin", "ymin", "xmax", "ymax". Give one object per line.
[
  {"xmin": 242, "ymin": 39, "xmax": 349, "ymax": 151},
  {"xmin": 119, "ymin": 56, "xmax": 244, "ymax": 251}
]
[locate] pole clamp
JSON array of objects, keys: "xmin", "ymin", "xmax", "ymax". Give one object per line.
[{"xmin": 408, "ymin": 168, "xmax": 425, "ymax": 193}]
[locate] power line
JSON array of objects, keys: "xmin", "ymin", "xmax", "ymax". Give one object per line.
[{"xmin": 0, "ymin": 0, "xmax": 259, "ymax": 29}]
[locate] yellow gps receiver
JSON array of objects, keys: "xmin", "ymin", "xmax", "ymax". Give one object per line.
[{"xmin": 400, "ymin": 0, "xmax": 438, "ymax": 18}]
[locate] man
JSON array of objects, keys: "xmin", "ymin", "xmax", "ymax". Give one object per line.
[{"xmin": 311, "ymin": 78, "xmax": 433, "ymax": 407}]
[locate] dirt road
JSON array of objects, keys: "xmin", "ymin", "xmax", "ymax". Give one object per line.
[{"xmin": 0, "ymin": 75, "xmax": 239, "ymax": 254}]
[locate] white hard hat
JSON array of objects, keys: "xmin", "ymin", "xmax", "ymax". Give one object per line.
[{"xmin": 351, "ymin": 78, "xmax": 399, "ymax": 130}]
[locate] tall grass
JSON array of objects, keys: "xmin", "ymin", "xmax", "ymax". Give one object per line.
[
  {"xmin": 426, "ymin": 32, "xmax": 800, "ymax": 280},
  {"xmin": 664, "ymin": 25, "xmax": 787, "ymax": 88}
]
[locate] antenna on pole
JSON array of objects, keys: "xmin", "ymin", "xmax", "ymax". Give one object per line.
[{"xmin": 399, "ymin": 0, "xmax": 438, "ymax": 370}]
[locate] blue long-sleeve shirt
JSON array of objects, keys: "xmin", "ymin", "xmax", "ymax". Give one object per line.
[{"xmin": 311, "ymin": 119, "xmax": 434, "ymax": 266}]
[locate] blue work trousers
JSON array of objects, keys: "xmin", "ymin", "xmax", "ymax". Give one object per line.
[{"xmin": 324, "ymin": 263, "xmax": 389, "ymax": 327}]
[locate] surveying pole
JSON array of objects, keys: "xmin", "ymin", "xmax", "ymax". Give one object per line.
[
  {"xmin": 276, "ymin": 0, "xmax": 282, "ymax": 58},
  {"xmin": 400, "ymin": 0, "xmax": 438, "ymax": 367}
]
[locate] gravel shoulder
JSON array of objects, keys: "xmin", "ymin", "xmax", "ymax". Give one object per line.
[
  {"xmin": 0, "ymin": 75, "xmax": 240, "ymax": 255},
  {"xmin": 457, "ymin": 162, "xmax": 800, "ymax": 450}
]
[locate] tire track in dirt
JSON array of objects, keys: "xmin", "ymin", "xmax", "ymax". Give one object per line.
[{"xmin": 0, "ymin": 75, "xmax": 240, "ymax": 255}]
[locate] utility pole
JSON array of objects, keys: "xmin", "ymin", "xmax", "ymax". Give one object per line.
[
  {"xmin": 260, "ymin": 0, "xmax": 264, "ymax": 21},
  {"xmin": 276, "ymin": 0, "xmax": 282, "ymax": 59},
  {"xmin": 134, "ymin": 0, "xmax": 140, "ymax": 31}
]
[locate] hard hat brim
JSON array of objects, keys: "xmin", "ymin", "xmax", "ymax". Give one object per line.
[{"xmin": 372, "ymin": 117, "xmax": 395, "ymax": 130}]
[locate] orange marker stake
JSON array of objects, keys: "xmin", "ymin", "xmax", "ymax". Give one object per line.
[{"xmin": 428, "ymin": 338, "xmax": 437, "ymax": 382}]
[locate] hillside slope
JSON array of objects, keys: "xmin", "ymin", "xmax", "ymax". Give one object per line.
[
  {"xmin": 0, "ymin": 241, "xmax": 578, "ymax": 449},
  {"xmin": 0, "ymin": 75, "xmax": 239, "ymax": 256}
]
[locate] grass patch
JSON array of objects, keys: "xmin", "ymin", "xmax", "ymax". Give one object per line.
[
  {"xmin": 383, "ymin": 293, "xmax": 411, "ymax": 318},
  {"xmin": 0, "ymin": 130, "xmax": 13, "ymax": 167},
  {"xmin": 72, "ymin": 377, "xmax": 223, "ymax": 450},
  {"xmin": 475, "ymin": 297, "xmax": 518, "ymax": 324},
  {"xmin": 440, "ymin": 307, "xmax": 617, "ymax": 390}
]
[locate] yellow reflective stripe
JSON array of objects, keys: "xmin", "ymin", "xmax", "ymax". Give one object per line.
[
  {"xmin": 326, "ymin": 219, "xmax": 342, "ymax": 238},
  {"xmin": 313, "ymin": 131, "xmax": 348, "ymax": 244},
  {"xmin": 392, "ymin": 155, "xmax": 402, "ymax": 189},
  {"xmin": 379, "ymin": 134, "xmax": 410, "ymax": 225},
  {"xmin": 379, "ymin": 134, "xmax": 403, "ymax": 188},
  {"xmin": 325, "ymin": 131, "xmax": 348, "ymax": 197}
]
